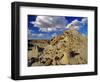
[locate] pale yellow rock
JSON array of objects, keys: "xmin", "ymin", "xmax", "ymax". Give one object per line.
[
  {"xmin": 28, "ymin": 28, "xmax": 87, "ymax": 66},
  {"xmin": 28, "ymin": 51, "xmax": 33, "ymax": 59},
  {"xmin": 32, "ymin": 46, "xmax": 38, "ymax": 58},
  {"xmin": 59, "ymin": 52, "xmax": 69, "ymax": 65},
  {"xmin": 40, "ymin": 29, "xmax": 87, "ymax": 65}
]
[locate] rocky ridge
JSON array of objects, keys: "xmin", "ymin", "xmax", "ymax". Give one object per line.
[{"xmin": 28, "ymin": 28, "xmax": 87, "ymax": 66}]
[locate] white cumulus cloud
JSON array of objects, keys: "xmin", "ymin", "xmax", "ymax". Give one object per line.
[
  {"xmin": 71, "ymin": 19, "xmax": 80, "ymax": 26},
  {"xmin": 66, "ymin": 17, "xmax": 87, "ymax": 30},
  {"xmin": 30, "ymin": 16, "xmax": 67, "ymax": 32},
  {"xmin": 81, "ymin": 18, "xmax": 87, "ymax": 25},
  {"xmin": 28, "ymin": 29, "xmax": 51, "ymax": 40},
  {"xmin": 28, "ymin": 33, "xmax": 50, "ymax": 40},
  {"xmin": 66, "ymin": 19, "xmax": 80, "ymax": 30}
]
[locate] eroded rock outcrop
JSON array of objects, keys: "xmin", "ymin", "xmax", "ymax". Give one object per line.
[
  {"xmin": 28, "ymin": 28, "xmax": 87, "ymax": 66},
  {"xmin": 39, "ymin": 29, "xmax": 87, "ymax": 65}
]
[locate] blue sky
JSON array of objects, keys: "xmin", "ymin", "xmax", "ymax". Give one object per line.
[{"xmin": 28, "ymin": 15, "xmax": 88, "ymax": 40}]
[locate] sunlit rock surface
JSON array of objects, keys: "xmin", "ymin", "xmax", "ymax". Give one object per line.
[{"xmin": 28, "ymin": 28, "xmax": 87, "ymax": 66}]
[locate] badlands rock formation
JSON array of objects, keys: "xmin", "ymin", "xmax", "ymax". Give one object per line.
[{"xmin": 28, "ymin": 28, "xmax": 87, "ymax": 66}]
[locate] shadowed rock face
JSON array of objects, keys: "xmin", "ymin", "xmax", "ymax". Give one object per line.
[
  {"xmin": 28, "ymin": 57, "xmax": 39, "ymax": 66},
  {"xmin": 37, "ymin": 46, "xmax": 44, "ymax": 52},
  {"xmin": 28, "ymin": 29, "xmax": 87, "ymax": 66},
  {"xmin": 69, "ymin": 51, "xmax": 79, "ymax": 58}
]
